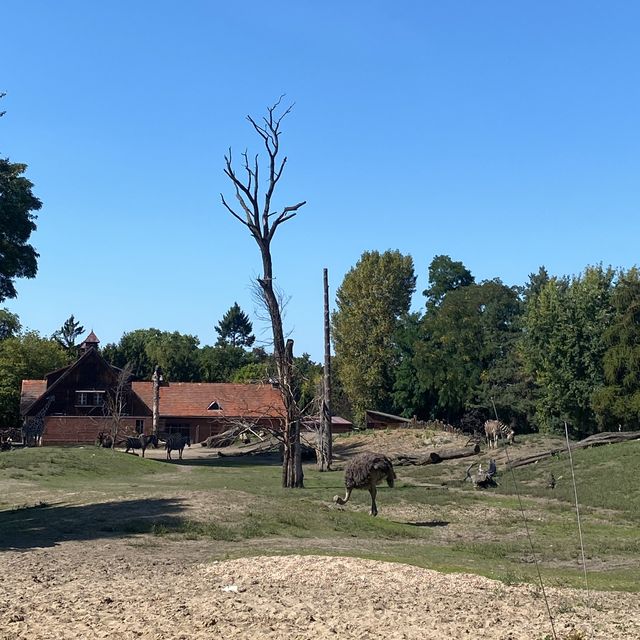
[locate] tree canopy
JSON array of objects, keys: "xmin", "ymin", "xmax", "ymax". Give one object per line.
[
  {"xmin": 52, "ymin": 314, "xmax": 85, "ymax": 353},
  {"xmin": 215, "ymin": 303, "xmax": 255, "ymax": 348},
  {"xmin": 0, "ymin": 159, "xmax": 42, "ymax": 302},
  {"xmin": 332, "ymin": 250, "xmax": 416, "ymax": 424}
]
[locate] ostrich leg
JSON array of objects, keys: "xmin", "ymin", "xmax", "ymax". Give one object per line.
[
  {"xmin": 333, "ymin": 488, "xmax": 352, "ymax": 506},
  {"xmin": 369, "ymin": 485, "xmax": 378, "ymax": 516}
]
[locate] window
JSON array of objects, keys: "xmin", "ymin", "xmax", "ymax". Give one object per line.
[
  {"xmin": 75, "ymin": 391, "xmax": 105, "ymax": 407},
  {"xmin": 135, "ymin": 419, "xmax": 144, "ymax": 434},
  {"xmin": 207, "ymin": 401, "xmax": 222, "ymax": 410}
]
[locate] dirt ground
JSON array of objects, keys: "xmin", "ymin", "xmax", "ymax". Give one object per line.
[
  {"xmin": 0, "ymin": 539, "xmax": 638, "ymax": 640},
  {"xmin": 3, "ymin": 430, "xmax": 638, "ymax": 639}
]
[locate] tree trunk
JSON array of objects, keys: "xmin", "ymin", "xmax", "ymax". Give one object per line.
[{"xmin": 319, "ymin": 267, "xmax": 333, "ymax": 471}]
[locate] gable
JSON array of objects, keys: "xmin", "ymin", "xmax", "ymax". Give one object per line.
[{"xmin": 21, "ymin": 348, "xmax": 128, "ymax": 417}]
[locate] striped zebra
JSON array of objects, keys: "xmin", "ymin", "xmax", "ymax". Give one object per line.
[
  {"xmin": 483, "ymin": 420, "xmax": 514, "ymax": 449},
  {"xmin": 165, "ymin": 433, "xmax": 191, "ymax": 461},
  {"xmin": 123, "ymin": 433, "xmax": 158, "ymax": 457}
]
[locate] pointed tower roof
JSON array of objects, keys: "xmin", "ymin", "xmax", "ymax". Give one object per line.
[{"xmin": 80, "ymin": 330, "xmax": 100, "ymax": 353}]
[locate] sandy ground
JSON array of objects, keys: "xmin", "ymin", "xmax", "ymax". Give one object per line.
[{"xmin": 0, "ymin": 539, "xmax": 638, "ymax": 640}]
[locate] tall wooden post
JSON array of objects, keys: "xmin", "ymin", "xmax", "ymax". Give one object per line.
[
  {"xmin": 320, "ymin": 268, "xmax": 333, "ymax": 471},
  {"xmin": 152, "ymin": 365, "xmax": 162, "ymax": 436}
]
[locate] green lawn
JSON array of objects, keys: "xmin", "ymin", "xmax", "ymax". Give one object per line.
[{"xmin": 1, "ymin": 438, "xmax": 638, "ymax": 592}]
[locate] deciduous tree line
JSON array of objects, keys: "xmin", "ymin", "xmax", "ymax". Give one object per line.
[{"xmin": 331, "ymin": 251, "xmax": 640, "ymax": 438}]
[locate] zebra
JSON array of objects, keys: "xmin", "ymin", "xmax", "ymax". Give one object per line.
[
  {"xmin": 165, "ymin": 433, "xmax": 191, "ymax": 461},
  {"xmin": 123, "ymin": 433, "xmax": 158, "ymax": 457},
  {"xmin": 483, "ymin": 420, "xmax": 515, "ymax": 449}
]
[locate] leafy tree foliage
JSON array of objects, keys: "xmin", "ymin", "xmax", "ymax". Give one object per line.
[
  {"xmin": 0, "ymin": 159, "xmax": 42, "ymax": 302},
  {"xmin": 392, "ymin": 312, "xmax": 433, "ymax": 419},
  {"xmin": 215, "ymin": 303, "xmax": 255, "ymax": 348},
  {"xmin": 102, "ymin": 329, "xmax": 163, "ymax": 379},
  {"xmin": 292, "ymin": 353, "xmax": 322, "ymax": 413},
  {"xmin": 423, "ymin": 254, "xmax": 475, "ymax": 308},
  {"xmin": 412, "ymin": 279, "xmax": 521, "ymax": 422},
  {"xmin": 0, "ymin": 331, "xmax": 69, "ymax": 427},
  {"xmin": 332, "ymin": 250, "xmax": 416, "ymax": 424},
  {"xmin": 145, "ymin": 331, "xmax": 201, "ymax": 382},
  {"xmin": 52, "ymin": 314, "xmax": 84, "ymax": 354},
  {"xmin": 592, "ymin": 267, "xmax": 640, "ymax": 430},
  {"xmin": 0, "ymin": 308, "xmax": 21, "ymax": 341},
  {"xmin": 200, "ymin": 344, "xmax": 263, "ymax": 382},
  {"xmin": 521, "ymin": 265, "xmax": 615, "ymax": 436}
]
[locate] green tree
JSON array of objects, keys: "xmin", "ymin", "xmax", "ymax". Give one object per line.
[
  {"xmin": 102, "ymin": 328, "xmax": 163, "ymax": 379},
  {"xmin": 232, "ymin": 361, "xmax": 273, "ymax": 383},
  {"xmin": 144, "ymin": 331, "xmax": 201, "ymax": 382},
  {"xmin": 200, "ymin": 344, "xmax": 253, "ymax": 382},
  {"xmin": 0, "ymin": 95, "xmax": 42, "ymax": 301},
  {"xmin": 0, "ymin": 158, "xmax": 43, "ymax": 302},
  {"xmin": 0, "ymin": 308, "xmax": 21, "ymax": 340},
  {"xmin": 423, "ymin": 254, "xmax": 475, "ymax": 309},
  {"xmin": 391, "ymin": 312, "xmax": 434, "ymax": 419},
  {"xmin": 0, "ymin": 331, "xmax": 69, "ymax": 427},
  {"xmin": 52, "ymin": 314, "xmax": 85, "ymax": 354},
  {"xmin": 215, "ymin": 303, "xmax": 255, "ymax": 348},
  {"xmin": 592, "ymin": 267, "xmax": 640, "ymax": 429},
  {"xmin": 521, "ymin": 265, "xmax": 615, "ymax": 436},
  {"xmin": 402, "ymin": 275, "xmax": 523, "ymax": 426},
  {"xmin": 292, "ymin": 353, "xmax": 322, "ymax": 413},
  {"xmin": 332, "ymin": 250, "xmax": 416, "ymax": 424}
]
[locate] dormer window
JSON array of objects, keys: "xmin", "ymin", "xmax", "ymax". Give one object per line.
[
  {"xmin": 76, "ymin": 391, "xmax": 105, "ymax": 407},
  {"xmin": 207, "ymin": 401, "xmax": 222, "ymax": 411}
]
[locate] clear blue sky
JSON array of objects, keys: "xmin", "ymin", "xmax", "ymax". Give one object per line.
[{"xmin": 3, "ymin": 1, "xmax": 639, "ymax": 361}]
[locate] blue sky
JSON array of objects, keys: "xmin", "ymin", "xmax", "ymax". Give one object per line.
[{"xmin": 3, "ymin": 1, "xmax": 639, "ymax": 361}]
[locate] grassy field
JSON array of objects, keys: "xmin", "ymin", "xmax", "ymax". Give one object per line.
[{"xmin": 0, "ymin": 433, "xmax": 638, "ymax": 592}]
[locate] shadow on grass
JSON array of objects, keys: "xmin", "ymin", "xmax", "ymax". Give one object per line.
[
  {"xmin": 402, "ymin": 520, "xmax": 450, "ymax": 527},
  {"xmin": 162, "ymin": 453, "xmax": 283, "ymax": 468},
  {"xmin": 0, "ymin": 498, "xmax": 186, "ymax": 550}
]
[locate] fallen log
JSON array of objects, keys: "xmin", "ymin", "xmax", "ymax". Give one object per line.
[
  {"xmin": 391, "ymin": 444, "xmax": 480, "ymax": 467},
  {"xmin": 507, "ymin": 431, "xmax": 640, "ymax": 469}
]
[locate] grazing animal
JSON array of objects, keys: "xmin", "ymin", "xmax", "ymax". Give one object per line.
[
  {"xmin": 464, "ymin": 459, "xmax": 498, "ymax": 489},
  {"xmin": 123, "ymin": 433, "xmax": 158, "ymax": 457},
  {"xmin": 165, "ymin": 433, "xmax": 191, "ymax": 461},
  {"xmin": 484, "ymin": 419, "xmax": 515, "ymax": 449},
  {"xmin": 333, "ymin": 452, "xmax": 396, "ymax": 516},
  {"xmin": 96, "ymin": 431, "xmax": 114, "ymax": 448}
]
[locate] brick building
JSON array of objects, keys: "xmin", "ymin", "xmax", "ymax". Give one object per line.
[{"xmin": 20, "ymin": 333, "xmax": 285, "ymax": 446}]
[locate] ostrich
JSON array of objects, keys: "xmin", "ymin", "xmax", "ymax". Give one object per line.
[{"xmin": 333, "ymin": 452, "xmax": 396, "ymax": 516}]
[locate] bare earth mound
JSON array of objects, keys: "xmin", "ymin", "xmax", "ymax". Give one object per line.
[{"xmin": 0, "ymin": 540, "xmax": 637, "ymax": 639}]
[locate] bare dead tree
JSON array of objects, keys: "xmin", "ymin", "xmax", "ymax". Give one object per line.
[
  {"xmin": 221, "ymin": 98, "xmax": 306, "ymax": 487},
  {"xmin": 319, "ymin": 267, "xmax": 333, "ymax": 471},
  {"xmin": 103, "ymin": 363, "xmax": 134, "ymax": 449}
]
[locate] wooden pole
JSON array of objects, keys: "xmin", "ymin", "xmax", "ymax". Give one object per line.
[
  {"xmin": 152, "ymin": 365, "xmax": 161, "ymax": 436},
  {"xmin": 321, "ymin": 268, "xmax": 333, "ymax": 471}
]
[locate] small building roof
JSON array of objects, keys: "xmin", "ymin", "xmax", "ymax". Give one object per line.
[
  {"xmin": 81, "ymin": 330, "xmax": 100, "ymax": 347},
  {"xmin": 20, "ymin": 380, "xmax": 48, "ymax": 415},
  {"xmin": 131, "ymin": 381, "xmax": 285, "ymax": 419}
]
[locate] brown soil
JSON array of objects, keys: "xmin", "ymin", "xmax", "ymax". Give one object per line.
[
  {"xmin": 0, "ymin": 541, "xmax": 637, "ymax": 639},
  {"xmin": 3, "ymin": 429, "xmax": 637, "ymax": 639}
]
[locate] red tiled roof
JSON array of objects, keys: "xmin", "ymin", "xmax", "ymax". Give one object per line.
[
  {"xmin": 131, "ymin": 382, "xmax": 285, "ymax": 419},
  {"xmin": 20, "ymin": 380, "xmax": 47, "ymax": 414}
]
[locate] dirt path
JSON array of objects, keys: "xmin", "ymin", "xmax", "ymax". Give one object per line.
[{"xmin": 0, "ymin": 538, "xmax": 637, "ymax": 639}]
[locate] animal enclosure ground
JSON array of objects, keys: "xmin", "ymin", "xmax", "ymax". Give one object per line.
[{"xmin": 0, "ymin": 430, "xmax": 639, "ymax": 639}]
